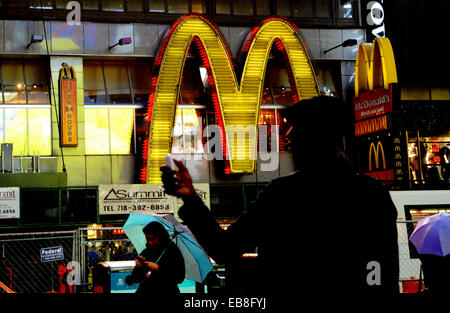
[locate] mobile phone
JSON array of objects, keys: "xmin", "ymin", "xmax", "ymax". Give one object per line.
[{"xmin": 165, "ymin": 153, "xmax": 175, "ymax": 170}]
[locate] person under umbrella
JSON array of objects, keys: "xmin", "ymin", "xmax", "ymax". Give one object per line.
[{"xmin": 125, "ymin": 221, "xmax": 185, "ymax": 296}]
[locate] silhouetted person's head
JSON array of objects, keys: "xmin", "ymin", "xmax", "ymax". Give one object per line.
[
  {"xmin": 283, "ymin": 95, "xmax": 353, "ymax": 170},
  {"xmin": 143, "ymin": 221, "xmax": 170, "ymax": 251}
]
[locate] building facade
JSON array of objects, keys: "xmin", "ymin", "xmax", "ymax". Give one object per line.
[{"xmin": 0, "ymin": 0, "xmax": 366, "ymax": 229}]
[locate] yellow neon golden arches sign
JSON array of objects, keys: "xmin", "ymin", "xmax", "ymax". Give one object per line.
[
  {"xmin": 142, "ymin": 14, "xmax": 319, "ymax": 183},
  {"xmin": 355, "ymin": 37, "xmax": 398, "ymax": 98}
]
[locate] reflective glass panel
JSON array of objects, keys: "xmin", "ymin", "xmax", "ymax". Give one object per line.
[
  {"xmin": 233, "ymin": 0, "xmax": 253, "ymax": 15},
  {"xmin": 149, "ymin": 0, "xmax": 165, "ymax": 12},
  {"xmin": 102, "ymin": 0, "xmax": 124, "ymax": 12},
  {"xmin": 216, "ymin": 0, "xmax": 230, "ymax": 14},
  {"xmin": 167, "ymin": 0, "xmax": 188, "ymax": 13},
  {"xmin": 256, "ymin": 0, "xmax": 270, "ymax": 15},
  {"xmin": 109, "ymin": 108, "xmax": 134, "ymax": 154},
  {"xmin": 83, "ymin": 0, "xmax": 99, "ymax": 9},
  {"xmin": 191, "ymin": 0, "xmax": 205, "ymax": 13},
  {"xmin": 277, "ymin": 0, "xmax": 290, "ymax": 16},
  {"xmin": 4, "ymin": 108, "xmax": 27, "ymax": 156},
  {"xmin": 339, "ymin": 3, "xmax": 353, "ymax": 18},
  {"xmin": 293, "ymin": 0, "xmax": 313, "ymax": 17},
  {"xmin": 0, "ymin": 109, "xmax": 3, "ymax": 143},
  {"xmin": 28, "ymin": 108, "xmax": 51, "ymax": 155},
  {"xmin": 24, "ymin": 60, "xmax": 49, "ymax": 104},
  {"xmin": 2, "ymin": 60, "xmax": 26, "ymax": 104},
  {"xmin": 127, "ymin": 0, "xmax": 143, "ymax": 11},
  {"xmin": 316, "ymin": 0, "xmax": 331, "ymax": 18},
  {"xmin": 269, "ymin": 65, "xmax": 293, "ymax": 104},
  {"xmin": 84, "ymin": 62, "xmax": 107, "ymax": 104},
  {"xmin": 104, "ymin": 62, "xmax": 132, "ymax": 104},
  {"xmin": 85, "ymin": 108, "xmax": 110, "ymax": 154},
  {"xmin": 29, "ymin": 0, "xmax": 53, "ymax": 9},
  {"xmin": 128, "ymin": 62, "xmax": 152, "ymax": 105}
]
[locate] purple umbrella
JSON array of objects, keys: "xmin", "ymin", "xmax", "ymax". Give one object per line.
[{"xmin": 409, "ymin": 212, "xmax": 450, "ymax": 256}]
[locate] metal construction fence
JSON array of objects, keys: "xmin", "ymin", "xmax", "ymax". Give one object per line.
[
  {"xmin": 0, "ymin": 221, "xmax": 425, "ymax": 293},
  {"xmin": 0, "ymin": 230, "xmax": 77, "ymax": 293}
]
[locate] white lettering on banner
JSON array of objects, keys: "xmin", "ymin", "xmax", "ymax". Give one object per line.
[
  {"xmin": 99, "ymin": 184, "xmax": 174, "ymax": 215},
  {"xmin": 354, "ymin": 95, "xmax": 391, "ymax": 113},
  {"xmin": 0, "ymin": 187, "xmax": 20, "ymax": 219}
]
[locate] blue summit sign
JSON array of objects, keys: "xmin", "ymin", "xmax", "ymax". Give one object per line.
[{"xmin": 40, "ymin": 246, "xmax": 65, "ymax": 262}]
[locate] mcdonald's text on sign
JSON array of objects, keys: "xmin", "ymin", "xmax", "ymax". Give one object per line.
[{"xmin": 354, "ymin": 86, "xmax": 392, "ymax": 121}]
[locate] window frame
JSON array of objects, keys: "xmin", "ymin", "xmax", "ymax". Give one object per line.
[{"xmin": 0, "ymin": 58, "xmax": 52, "ymax": 156}]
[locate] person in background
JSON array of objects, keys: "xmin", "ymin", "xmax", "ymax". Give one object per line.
[
  {"xmin": 126, "ymin": 221, "xmax": 185, "ymax": 296},
  {"xmin": 161, "ymin": 96, "xmax": 399, "ymax": 303}
]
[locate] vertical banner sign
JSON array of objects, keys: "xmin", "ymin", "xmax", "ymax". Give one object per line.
[
  {"xmin": 59, "ymin": 63, "xmax": 78, "ymax": 147},
  {"xmin": 0, "ymin": 187, "xmax": 20, "ymax": 219}
]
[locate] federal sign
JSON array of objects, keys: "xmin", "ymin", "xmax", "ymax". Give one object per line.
[
  {"xmin": 0, "ymin": 187, "xmax": 20, "ymax": 219},
  {"xmin": 99, "ymin": 184, "xmax": 174, "ymax": 215},
  {"xmin": 41, "ymin": 246, "xmax": 64, "ymax": 262}
]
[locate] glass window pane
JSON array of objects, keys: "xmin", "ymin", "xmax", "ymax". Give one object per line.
[
  {"xmin": 84, "ymin": 62, "xmax": 107, "ymax": 104},
  {"xmin": 183, "ymin": 108, "xmax": 204, "ymax": 153},
  {"xmin": 277, "ymin": 109, "xmax": 291, "ymax": 152},
  {"xmin": 277, "ymin": 0, "xmax": 290, "ymax": 16},
  {"xmin": 55, "ymin": 0, "xmax": 69, "ymax": 8},
  {"xmin": 149, "ymin": 0, "xmax": 165, "ymax": 12},
  {"xmin": 109, "ymin": 108, "xmax": 134, "ymax": 154},
  {"xmin": 127, "ymin": 0, "xmax": 142, "ymax": 11},
  {"xmin": 316, "ymin": 63, "xmax": 339, "ymax": 97},
  {"xmin": 168, "ymin": 0, "xmax": 188, "ymax": 13},
  {"xmin": 256, "ymin": 0, "xmax": 270, "ymax": 15},
  {"xmin": 8, "ymin": 1, "xmax": 26, "ymax": 8},
  {"xmin": 29, "ymin": 0, "xmax": 53, "ymax": 9},
  {"xmin": 103, "ymin": 62, "xmax": 132, "ymax": 104},
  {"xmin": 102, "ymin": 0, "xmax": 124, "ymax": 12},
  {"xmin": 180, "ymin": 62, "xmax": 202, "ymax": 105},
  {"xmin": 191, "ymin": 0, "xmax": 205, "ymax": 13},
  {"xmin": 2, "ymin": 60, "xmax": 26, "ymax": 104},
  {"xmin": 339, "ymin": 3, "xmax": 353, "ymax": 18},
  {"xmin": 0, "ymin": 109, "xmax": 3, "ymax": 143},
  {"xmin": 128, "ymin": 62, "xmax": 152, "ymax": 105},
  {"xmin": 85, "ymin": 108, "xmax": 110, "ymax": 154},
  {"xmin": 258, "ymin": 109, "xmax": 276, "ymax": 152},
  {"xmin": 216, "ymin": 0, "xmax": 230, "ymax": 14},
  {"xmin": 233, "ymin": 0, "xmax": 253, "ymax": 15},
  {"xmin": 269, "ymin": 65, "xmax": 293, "ymax": 104},
  {"xmin": 316, "ymin": 0, "xmax": 331, "ymax": 18},
  {"xmin": 24, "ymin": 60, "xmax": 49, "ymax": 104},
  {"xmin": 172, "ymin": 107, "xmax": 184, "ymax": 153},
  {"xmin": 293, "ymin": 0, "xmax": 313, "ymax": 17},
  {"xmin": 28, "ymin": 108, "xmax": 51, "ymax": 155},
  {"xmin": 4, "ymin": 108, "xmax": 27, "ymax": 156},
  {"xmin": 83, "ymin": 0, "xmax": 99, "ymax": 10}
]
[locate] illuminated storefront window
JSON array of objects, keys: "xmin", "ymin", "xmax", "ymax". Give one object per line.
[
  {"xmin": 172, "ymin": 107, "xmax": 205, "ymax": 154},
  {"xmin": 407, "ymin": 131, "xmax": 450, "ymax": 186},
  {"xmin": 0, "ymin": 59, "xmax": 51, "ymax": 156},
  {"xmin": 84, "ymin": 61, "xmax": 151, "ymax": 155}
]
